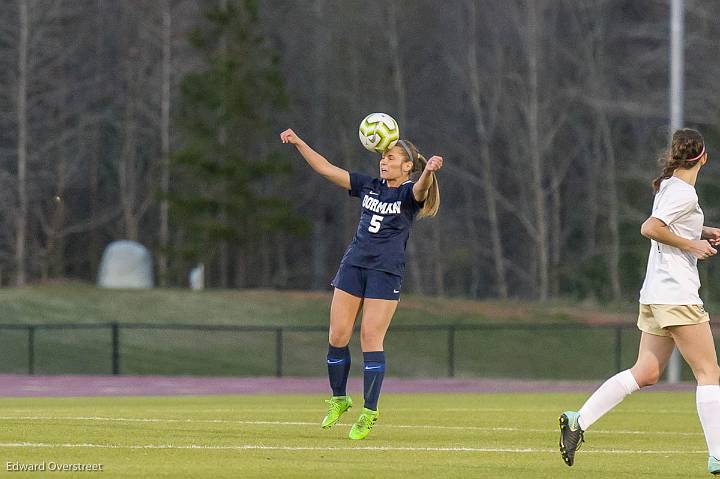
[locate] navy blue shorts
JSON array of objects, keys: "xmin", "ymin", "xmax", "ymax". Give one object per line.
[{"xmin": 331, "ymin": 263, "xmax": 402, "ymax": 300}]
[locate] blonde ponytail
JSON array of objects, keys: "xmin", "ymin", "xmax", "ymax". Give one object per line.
[
  {"xmin": 411, "ymin": 152, "xmax": 440, "ymax": 219},
  {"xmin": 397, "ymin": 139, "xmax": 441, "ymax": 218}
]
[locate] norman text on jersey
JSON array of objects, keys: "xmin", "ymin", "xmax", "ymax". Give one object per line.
[{"xmin": 362, "ymin": 196, "xmax": 402, "ymax": 215}]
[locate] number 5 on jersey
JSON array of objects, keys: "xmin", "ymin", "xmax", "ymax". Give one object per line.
[{"xmin": 369, "ymin": 214, "xmax": 384, "ymax": 233}]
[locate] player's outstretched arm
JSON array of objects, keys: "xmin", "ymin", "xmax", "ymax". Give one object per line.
[
  {"xmin": 413, "ymin": 155, "xmax": 443, "ymax": 202},
  {"xmin": 280, "ymin": 128, "xmax": 350, "ymax": 190}
]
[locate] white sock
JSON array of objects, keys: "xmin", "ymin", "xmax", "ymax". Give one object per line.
[
  {"xmin": 697, "ymin": 385, "xmax": 720, "ymax": 458},
  {"xmin": 577, "ymin": 369, "xmax": 639, "ymax": 431}
]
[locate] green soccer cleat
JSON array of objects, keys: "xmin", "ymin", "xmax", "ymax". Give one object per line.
[
  {"xmin": 321, "ymin": 396, "xmax": 352, "ymax": 429},
  {"xmin": 348, "ymin": 407, "xmax": 379, "ymax": 440},
  {"xmin": 559, "ymin": 411, "xmax": 585, "ymax": 466},
  {"xmin": 709, "ymin": 456, "xmax": 720, "ymax": 475}
]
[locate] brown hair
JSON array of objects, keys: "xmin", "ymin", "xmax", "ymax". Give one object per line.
[
  {"xmin": 652, "ymin": 128, "xmax": 706, "ymax": 192},
  {"xmin": 397, "ymin": 140, "xmax": 440, "ymax": 218}
]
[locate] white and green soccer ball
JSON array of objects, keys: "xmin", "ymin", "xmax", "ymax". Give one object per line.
[{"xmin": 358, "ymin": 113, "xmax": 400, "ymax": 153}]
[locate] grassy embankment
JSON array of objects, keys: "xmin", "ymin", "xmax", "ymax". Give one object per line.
[{"xmin": 0, "ymin": 285, "xmax": 671, "ymax": 378}]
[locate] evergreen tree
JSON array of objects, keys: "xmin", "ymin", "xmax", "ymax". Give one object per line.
[{"xmin": 170, "ymin": 0, "xmax": 305, "ymax": 284}]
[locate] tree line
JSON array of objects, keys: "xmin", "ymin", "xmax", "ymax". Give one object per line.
[{"xmin": 1, "ymin": 0, "xmax": 719, "ymax": 302}]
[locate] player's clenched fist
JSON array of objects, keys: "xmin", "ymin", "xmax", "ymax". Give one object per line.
[
  {"xmin": 425, "ymin": 156, "xmax": 443, "ymax": 173},
  {"xmin": 280, "ymin": 129, "xmax": 301, "ymax": 145}
]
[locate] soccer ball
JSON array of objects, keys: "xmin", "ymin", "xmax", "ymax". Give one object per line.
[{"xmin": 358, "ymin": 113, "xmax": 400, "ymax": 153}]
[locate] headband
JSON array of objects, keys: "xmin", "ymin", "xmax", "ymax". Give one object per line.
[
  {"xmin": 689, "ymin": 144, "xmax": 706, "ymax": 162},
  {"xmin": 397, "ymin": 139, "xmax": 415, "ymax": 164}
]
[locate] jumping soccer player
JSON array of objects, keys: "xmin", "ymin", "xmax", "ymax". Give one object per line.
[
  {"xmin": 280, "ymin": 128, "xmax": 442, "ymax": 439},
  {"xmin": 559, "ymin": 129, "xmax": 720, "ymax": 475}
]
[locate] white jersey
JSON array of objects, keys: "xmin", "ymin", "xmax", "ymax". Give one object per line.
[{"xmin": 639, "ymin": 176, "xmax": 704, "ymax": 305}]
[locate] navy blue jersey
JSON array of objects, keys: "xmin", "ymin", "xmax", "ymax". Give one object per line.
[{"xmin": 339, "ymin": 172, "xmax": 424, "ymax": 276}]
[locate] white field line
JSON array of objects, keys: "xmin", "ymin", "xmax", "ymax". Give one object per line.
[
  {"xmin": 0, "ymin": 442, "xmax": 706, "ymax": 455},
  {"xmin": 3, "ymin": 407, "xmax": 697, "ymax": 416},
  {"xmin": 0, "ymin": 416, "xmax": 704, "ymax": 437},
  {"xmin": 210, "ymin": 408, "xmax": 699, "ymax": 414}
]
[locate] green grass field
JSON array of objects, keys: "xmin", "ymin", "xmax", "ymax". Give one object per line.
[{"xmin": 0, "ymin": 391, "xmax": 709, "ymax": 478}]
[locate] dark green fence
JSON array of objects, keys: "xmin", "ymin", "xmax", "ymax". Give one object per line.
[{"xmin": 0, "ymin": 322, "xmax": 668, "ymax": 379}]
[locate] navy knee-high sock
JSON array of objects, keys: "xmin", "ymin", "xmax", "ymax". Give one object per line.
[
  {"xmin": 363, "ymin": 351, "xmax": 385, "ymax": 411},
  {"xmin": 327, "ymin": 345, "xmax": 351, "ymax": 397}
]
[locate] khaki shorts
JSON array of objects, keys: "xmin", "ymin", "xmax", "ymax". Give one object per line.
[{"xmin": 637, "ymin": 304, "xmax": 710, "ymax": 337}]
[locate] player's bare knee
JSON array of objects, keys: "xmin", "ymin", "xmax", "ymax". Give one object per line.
[
  {"xmin": 692, "ymin": 363, "xmax": 720, "ymax": 384},
  {"xmin": 631, "ymin": 367, "xmax": 661, "ymax": 387},
  {"xmin": 328, "ymin": 330, "xmax": 352, "ymax": 347},
  {"xmin": 360, "ymin": 330, "xmax": 380, "ymax": 344},
  {"xmin": 360, "ymin": 332, "xmax": 384, "ymax": 351},
  {"xmin": 643, "ymin": 371, "xmax": 661, "ymax": 387}
]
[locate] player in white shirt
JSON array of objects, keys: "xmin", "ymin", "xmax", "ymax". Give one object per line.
[{"xmin": 558, "ymin": 129, "xmax": 720, "ymax": 475}]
